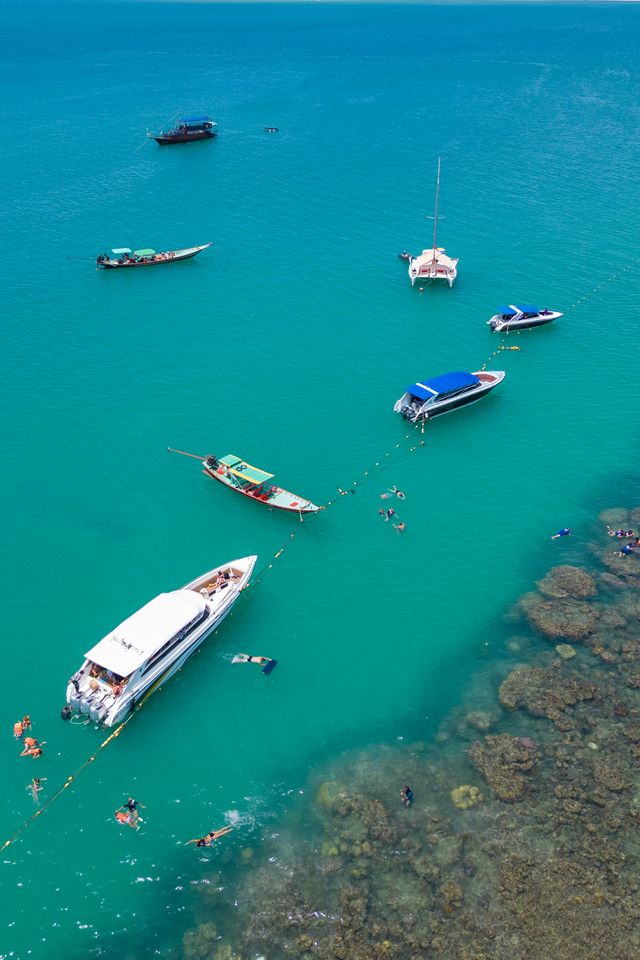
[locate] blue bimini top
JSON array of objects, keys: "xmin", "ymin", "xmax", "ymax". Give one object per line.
[
  {"xmin": 514, "ymin": 304, "xmax": 539, "ymax": 314},
  {"xmin": 408, "ymin": 371, "xmax": 480, "ymax": 400},
  {"xmin": 497, "ymin": 305, "xmax": 517, "ymax": 316}
]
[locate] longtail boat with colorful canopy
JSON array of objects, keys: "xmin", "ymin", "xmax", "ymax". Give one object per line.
[
  {"xmin": 96, "ymin": 243, "xmax": 211, "ymax": 269},
  {"xmin": 168, "ymin": 448, "xmax": 322, "ymax": 514}
]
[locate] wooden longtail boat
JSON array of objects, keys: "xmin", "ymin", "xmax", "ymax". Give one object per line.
[
  {"xmin": 169, "ymin": 449, "xmax": 322, "ymax": 514},
  {"xmin": 96, "ymin": 244, "xmax": 211, "ymax": 269},
  {"xmin": 149, "ymin": 116, "xmax": 217, "ymax": 145}
]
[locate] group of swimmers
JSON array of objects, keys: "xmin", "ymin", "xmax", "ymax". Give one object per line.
[
  {"xmin": 13, "ymin": 715, "xmax": 45, "ymax": 760},
  {"xmin": 114, "ymin": 797, "xmax": 145, "ymax": 829},
  {"xmin": 379, "ymin": 485, "xmax": 406, "ymax": 532}
]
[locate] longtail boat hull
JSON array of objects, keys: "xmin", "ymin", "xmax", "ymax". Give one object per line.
[
  {"xmin": 202, "ymin": 454, "xmax": 321, "ymax": 514},
  {"xmin": 152, "ymin": 131, "xmax": 216, "ymax": 144},
  {"xmin": 97, "ymin": 243, "xmax": 211, "ymax": 269}
]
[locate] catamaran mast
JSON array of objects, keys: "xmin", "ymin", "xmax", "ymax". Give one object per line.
[{"xmin": 432, "ymin": 156, "xmax": 441, "ymax": 257}]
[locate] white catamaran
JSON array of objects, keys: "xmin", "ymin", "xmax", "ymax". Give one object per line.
[
  {"xmin": 65, "ymin": 556, "xmax": 256, "ymax": 726},
  {"xmin": 408, "ymin": 158, "xmax": 458, "ymax": 288}
]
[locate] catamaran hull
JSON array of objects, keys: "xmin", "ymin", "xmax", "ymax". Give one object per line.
[
  {"xmin": 410, "ymin": 270, "xmax": 457, "ymax": 289},
  {"xmin": 202, "ymin": 464, "xmax": 320, "ymax": 513}
]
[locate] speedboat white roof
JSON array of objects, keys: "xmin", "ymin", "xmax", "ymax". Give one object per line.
[{"xmin": 85, "ymin": 590, "xmax": 207, "ymax": 676}]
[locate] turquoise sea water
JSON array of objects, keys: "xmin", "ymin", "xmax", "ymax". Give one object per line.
[{"xmin": 1, "ymin": 3, "xmax": 640, "ymax": 957}]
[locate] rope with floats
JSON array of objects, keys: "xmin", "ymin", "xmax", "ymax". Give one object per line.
[{"xmin": 0, "ymin": 667, "xmax": 176, "ymax": 852}]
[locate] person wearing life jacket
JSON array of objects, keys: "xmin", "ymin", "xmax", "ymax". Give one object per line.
[
  {"xmin": 21, "ymin": 737, "xmax": 45, "ymax": 758},
  {"xmin": 13, "ymin": 720, "xmax": 24, "ymax": 739}
]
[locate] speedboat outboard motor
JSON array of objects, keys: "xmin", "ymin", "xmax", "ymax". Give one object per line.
[{"xmin": 400, "ymin": 404, "xmax": 412, "ymax": 419}]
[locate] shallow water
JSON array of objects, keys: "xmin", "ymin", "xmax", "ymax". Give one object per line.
[{"xmin": 1, "ymin": 3, "xmax": 640, "ymax": 958}]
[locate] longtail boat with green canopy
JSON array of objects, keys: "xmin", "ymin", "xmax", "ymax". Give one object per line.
[
  {"xmin": 96, "ymin": 243, "xmax": 211, "ymax": 269},
  {"xmin": 168, "ymin": 449, "xmax": 322, "ymax": 514}
]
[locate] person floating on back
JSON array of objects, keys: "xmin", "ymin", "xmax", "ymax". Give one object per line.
[
  {"xmin": 186, "ymin": 826, "xmax": 234, "ymax": 848},
  {"xmin": 551, "ymin": 528, "xmax": 571, "ymax": 540}
]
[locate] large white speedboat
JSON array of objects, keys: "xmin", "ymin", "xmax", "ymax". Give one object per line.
[
  {"xmin": 488, "ymin": 304, "xmax": 562, "ymax": 332},
  {"xmin": 394, "ymin": 370, "xmax": 505, "ymax": 421},
  {"xmin": 408, "ymin": 158, "xmax": 458, "ymax": 288},
  {"xmin": 65, "ymin": 556, "xmax": 257, "ymax": 726}
]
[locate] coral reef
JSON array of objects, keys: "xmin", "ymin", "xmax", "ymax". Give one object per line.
[{"xmin": 176, "ymin": 503, "xmax": 640, "ymax": 960}]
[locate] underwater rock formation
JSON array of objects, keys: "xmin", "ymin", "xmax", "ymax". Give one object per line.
[
  {"xmin": 468, "ymin": 733, "xmax": 537, "ymax": 802},
  {"xmin": 177, "ymin": 500, "xmax": 640, "ymax": 960}
]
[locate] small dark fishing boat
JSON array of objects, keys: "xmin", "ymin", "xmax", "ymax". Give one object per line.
[
  {"xmin": 96, "ymin": 244, "xmax": 211, "ymax": 269},
  {"xmin": 264, "ymin": 127, "xmax": 279, "ymax": 133},
  {"xmin": 149, "ymin": 116, "xmax": 217, "ymax": 145}
]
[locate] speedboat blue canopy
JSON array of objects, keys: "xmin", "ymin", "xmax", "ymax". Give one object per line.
[
  {"xmin": 497, "ymin": 305, "xmax": 517, "ymax": 316},
  {"xmin": 514, "ymin": 304, "xmax": 539, "ymax": 314},
  {"xmin": 181, "ymin": 116, "xmax": 211, "ymax": 124},
  {"xmin": 408, "ymin": 371, "xmax": 480, "ymax": 400}
]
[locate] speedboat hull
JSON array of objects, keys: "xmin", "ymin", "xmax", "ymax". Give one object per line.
[
  {"xmin": 66, "ymin": 556, "xmax": 256, "ymax": 726},
  {"xmin": 394, "ymin": 370, "xmax": 505, "ymax": 422},
  {"xmin": 488, "ymin": 308, "xmax": 562, "ymax": 333}
]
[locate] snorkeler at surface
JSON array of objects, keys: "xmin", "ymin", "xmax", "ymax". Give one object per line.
[{"xmin": 186, "ymin": 826, "xmax": 234, "ymax": 847}]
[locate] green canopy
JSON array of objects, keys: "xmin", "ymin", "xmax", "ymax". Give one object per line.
[{"xmin": 134, "ymin": 248, "xmax": 156, "ymax": 256}]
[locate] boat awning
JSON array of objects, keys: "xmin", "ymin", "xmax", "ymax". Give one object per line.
[
  {"xmin": 85, "ymin": 590, "xmax": 207, "ymax": 677},
  {"xmin": 219, "ymin": 454, "xmax": 274, "ymax": 485},
  {"xmin": 112, "ymin": 247, "xmax": 132, "ymax": 255},
  {"xmin": 497, "ymin": 305, "xmax": 517, "ymax": 316},
  {"xmin": 514, "ymin": 304, "xmax": 539, "ymax": 314},
  {"xmin": 408, "ymin": 371, "xmax": 480, "ymax": 400},
  {"xmin": 181, "ymin": 116, "xmax": 212, "ymax": 123},
  {"xmin": 134, "ymin": 248, "xmax": 156, "ymax": 256}
]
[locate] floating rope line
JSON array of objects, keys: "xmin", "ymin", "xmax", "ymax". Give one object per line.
[{"xmin": 1, "ymin": 674, "xmax": 168, "ymax": 852}]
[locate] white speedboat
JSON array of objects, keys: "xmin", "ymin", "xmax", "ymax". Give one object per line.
[
  {"xmin": 488, "ymin": 304, "xmax": 562, "ymax": 332},
  {"xmin": 65, "ymin": 556, "xmax": 257, "ymax": 726},
  {"xmin": 394, "ymin": 370, "xmax": 505, "ymax": 421},
  {"xmin": 408, "ymin": 158, "xmax": 458, "ymax": 288}
]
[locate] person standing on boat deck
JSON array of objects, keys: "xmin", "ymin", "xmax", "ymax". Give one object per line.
[{"xmin": 551, "ymin": 528, "xmax": 572, "ymax": 539}]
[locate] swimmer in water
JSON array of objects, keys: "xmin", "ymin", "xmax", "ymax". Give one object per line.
[
  {"xmin": 385, "ymin": 508, "xmax": 396, "ymax": 522},
  {"xmin": 115, "ymin": 809, "xmax": 138, "ymax": 829},
  {"xmin": 186, "ymin": 826, "xmax": 234, "ymax": 847},
  {"xmin": 29, "ymin": 777, "xmax": 47, "ymax": 804},
  {"xmin": 380, "ymin": 485, "xmax": 406, "ymax": 501},
  {"xmin": 232, "ymin": 654, "xmax": 270, "ymax": 665},
  {"xmin": 550, "ymin": 528, "xmax": 572, "ymax": 539},
  {"xmin": 20, "ymin": 738, "xmax": 45, "ymax": 758},
  {"xmin": 394, "ymin": 521, "xmax": 406, "ymax": 533},
  {"xmin": 400, "ymin": 785, "xmax": 414, "ymax": 807},
  {"xmin": 614, "ymin": 544, "xmax": 636, "ymax": 557}
]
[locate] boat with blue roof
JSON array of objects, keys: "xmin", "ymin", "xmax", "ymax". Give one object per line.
[
  {"xmin": 96, "ymin": 243, "xmax": 211, "ymax": 269},
  {"xmin": 488, "ymin": 304, "xmax": 562, "ymax": 333},
  {"xmin": 149, "ymin": 116, "xmax": 217, "ymax": 145},
  {"xmin": 394, "ymin": 370, "xmax": 505, "ymax": 421}
]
